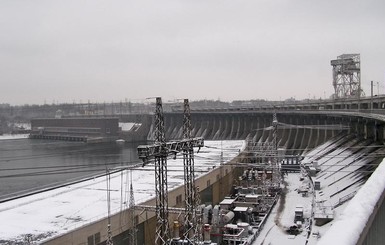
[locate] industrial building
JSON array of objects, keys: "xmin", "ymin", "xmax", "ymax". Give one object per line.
[{"xmin": 30, "ymin": 117, "xmax": 120, "ymax": 143}]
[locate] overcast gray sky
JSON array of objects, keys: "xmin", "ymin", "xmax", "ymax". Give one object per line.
[{"xmin": 1, "ymin": 0, "xmax": 384, "ymax": 105}]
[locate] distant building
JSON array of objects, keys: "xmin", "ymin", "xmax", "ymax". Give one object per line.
[{"xmin": 30, "ymin": 117, "xmax": 119, "ymax": 143}]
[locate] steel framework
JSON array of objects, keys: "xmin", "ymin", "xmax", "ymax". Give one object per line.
[
  {"xmin": 137, "ymin": 138, "xmax": 204, "ymax": 163},
  {"xmin": 331, "ymin": 54, "xmax": 362, "ymax": 99},
  {"xmin": 153, "ymin": 97, "xmax": 169, "ymax": 244},
  {"xmin": 106, "ymin": 171, "xmax": 114, "ymax": 245},
  {"xmin": 129, "ymin": 174, "xmax": 137, "ymax": 245},
  {"xmin": 137, "ymin": 97, "xmax": 204, "ymax": 244},
  {"xmin": 182, "ymin": 99, "xmax": 201, "ymax": 244},
  {"xmin": 245, "ymin": 111, "xmax": 280, "ymax": 188},
  {"xmin": 271, "ymin": 111, "xmax": 280, "ymax": 185}
]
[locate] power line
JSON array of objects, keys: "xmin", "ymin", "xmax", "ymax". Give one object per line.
[
  {"xmin": 1, "ymin": 159, "xmax": 381, "ymax": 179},
  {"xmin": 2, "ymin": 150, "xmax": 384, "ymax": 176}
]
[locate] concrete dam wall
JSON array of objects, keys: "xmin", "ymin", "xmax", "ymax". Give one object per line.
[
  {"xmin": 119, "ymin": 110, "xmax": 385, "ymax": 155},
  {"xmin": 147, "ymin": 111, "xmax": 362, "ymax": 154},
  {"xmin": 39, "ymin": 110, "xmax": 385, "ymax": 244}
]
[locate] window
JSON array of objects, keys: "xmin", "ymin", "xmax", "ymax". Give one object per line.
[
  {"xmin": 87, "ymin": 232, "xmax": 101, "ymax": 245},
  {"xmin": 87, "ymin": 235, "xmax": 94, "ymax": 245},
  {"xmin": 176, "ymin": 194, "xmax": 182, "ymax": 205},
  {"xmin": 94, "ymin": 233, "xmax": 101, "ymax": 244},
  {"xmin": 207, "ymin": 180, "xmax": 211, "ymax": 187}
]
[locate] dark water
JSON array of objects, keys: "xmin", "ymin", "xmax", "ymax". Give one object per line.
[{"xmin": 0, "ymin": 138, "xmax": 141, "ymax": 199}]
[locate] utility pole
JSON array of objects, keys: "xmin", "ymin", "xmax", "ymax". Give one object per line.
[
  {"xmin": 371, "ymin": 80, "xmax": 374, "ymax": 110},
  {"xmin": 182, "ymin": 98, "xmax": 194, "ymax": 241},
  {"xmin": 272, "ymin": 110, "xmax": 280, "ymax": 186},
  {"xmin": 377, "ymin": 81, "xmax": 380, "ymax": 95},
  {"xmin": 194, "ymin": 186, "xmax": 203, "ymax": 243},
  {"xmin": 129, "ymin": 170, "xmax": 137, "ymax": 245},
  {"xmin": 153, "ymin": 97, "xmax": 169, "ymax": 245},
  {"xmin": 182, "ymin": 99, "xmax": 201, "ymax": 244},
  {"xmin": 137, "ymin": 97, "xmax": 204, "ymax": 245},
  {"xmin": 106, "ymin": 170, "xmax": 114, "ymax": 245}
]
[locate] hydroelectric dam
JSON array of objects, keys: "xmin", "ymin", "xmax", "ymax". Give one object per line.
[
  {"xmin": 36, "ymin": 104, "xmax": 385, "ymax": 244},
  {"xmin": 2, "ymin": 100, "xmax": 385, "ymax": 244}
]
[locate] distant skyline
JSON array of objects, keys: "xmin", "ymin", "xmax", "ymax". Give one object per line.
[{"xmin": 1, "ymin": 0, "xmax": 385, "ymax": 105}]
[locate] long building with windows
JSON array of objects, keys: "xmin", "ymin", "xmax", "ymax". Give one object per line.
[{"xmin": 30, "ymin": 117, "xmax": 120, "ymax": 143}]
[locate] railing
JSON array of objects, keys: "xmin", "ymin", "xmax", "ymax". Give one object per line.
[{"xmin": 333, "ymin": 191, "xmax": 357, "ymax": 209}]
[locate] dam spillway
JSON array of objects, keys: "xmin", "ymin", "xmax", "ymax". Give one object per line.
[{"xmin": 153, "ymin": 110, "xmax": 385, "ymax": 155}]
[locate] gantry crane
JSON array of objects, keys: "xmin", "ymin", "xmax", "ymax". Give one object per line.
[
  {"xmin": 137, "ymin": 97, "xmax": 203, "ymax": 245},
  {"xmin": 331, "ymin": 54, "xmax": 362, "ymax": 99}
]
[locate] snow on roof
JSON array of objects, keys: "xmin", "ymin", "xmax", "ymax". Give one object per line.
[
  {"xmin": 318, "ymin": 158, "xmax": 385, "ymax": 245},
  {"xmin": 0, "ymin": 134, "xmax": 29, "ymax": 140},
  {"xmin": 119, "ymin": 122, "xmax": 138, "ymax": 131},
  {"xmin": 12, "ymin": 122, "xmax": 31, "ymax": 130},
  {"xmin": 220, "ymin": 198, "xmax": 236, "ymax": 205},
  {"xmin": 233, "ymin": 206, "xmax": 248, "ymax": 212},
  {"xmin": 245, "ymin": 194, "xmax": 260, "ymax": 198},
  {"xmin": 295, "ymin": 206, "xmax": 304, "ymax": 212},
  {"xmin": 314, "ymin": 206, "xmax": 333, "ymax": 219},
  {"xmin": 0, "ymin": 140, "xmax": 243, "ymax": 243}
]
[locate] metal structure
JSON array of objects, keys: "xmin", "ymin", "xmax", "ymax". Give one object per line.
[
  {"xmin": 153, "ymin": 97, "xmax": 169, "ymax": 244},
  {"xmin": 137, "ymin": 97, "xmax": 204, "ymax": 245},
  {"xmin": 182, "ymin": 99, "xmax": 201, "ymax": 243},
  {"xmin": 129, "ymin": 171, "xmax": 137, "ymax": 245},
  {"xmin": 106, "ymin": 171, "xmax": 114, "ymax": 245},
  {"xmin": 271, "ymin": 111, "xmax": 280, "ymax": 185},
  {"xmin": 246, "ymin": 141, "xmax": 277, "ymax": 161},
  {"xmin": 135, "ymin": 205, "xmax": 185, "ymax": 214},
  {"xmin": 331, "ymin": 54, "xmax": 362, "ymax": 99},
  {"xmin": 138, "ymin": 138, "xmax": 203, "ymax": 163},
  {"xmin": 194, "ymin": 187, "xmax": 203, "ymax": 243},
  {"xmin": 246, "ymin": 112, "xmax": 349, "ymax": 160}
]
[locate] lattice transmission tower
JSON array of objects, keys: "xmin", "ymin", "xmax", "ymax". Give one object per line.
[
  {"xmin": 106, "ymin": 170, "xmax": 114, "ymax": 245},
  {"xmin": 331, "ymin": 54, "xmax": 362, "ymax": 99},
  {"xmin": 129, "ymin": 171, "xmax": 137, "ymax": 245},
  {"xmin": 271, "ymin": 111, "xmax": 280, "ymax": 186},
  {"xmin": 152, "ymin": 97, "xmax": 170, "ymax": 244},
  {"xmin": 182, "ymin": 99, "xmax": 201, "ymax": 244},
  {"xmin": 137, "ymin": 97, "xmax": 204, "ymax": 245}
]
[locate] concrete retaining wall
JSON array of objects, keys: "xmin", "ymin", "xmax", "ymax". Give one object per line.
[{"xmin": 43, "ymin": 155, "xmax": 243, "ymax": 245}]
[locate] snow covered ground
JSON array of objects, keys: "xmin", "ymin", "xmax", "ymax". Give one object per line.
[
  {"xmin": 252, "ymin": 135, "xmax": 385, "ymax": 245},
  {"xmin": 253, "ymin": 173, "xmax": 312, "ymax": 245},
  {"xmin": 0, "ymin": 140, "xmax": 243, "ymax": 243},
  {"xmin": 1, "ymin": 135, "xmax": 383, "ymax": 244}
]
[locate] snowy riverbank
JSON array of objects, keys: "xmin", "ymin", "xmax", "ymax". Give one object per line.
[{"xmin": 0, "ymin": 140, "xmax": 243, "ymax": 243}]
